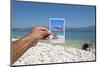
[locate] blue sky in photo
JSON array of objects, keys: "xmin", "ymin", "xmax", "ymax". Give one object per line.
[
  {"xmin": 51, "ymin": 19, "xmax": 64, "ymax": 31},
  {"xmin": 12, "ymin": 0, "xmax": 96, "ymax": 28}
]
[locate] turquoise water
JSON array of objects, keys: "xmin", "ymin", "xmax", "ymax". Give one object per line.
[
  {"xmin": 12, "ymin": 30, "xmax": 95, "ymax": 48},
  {"xmin": 66, "ymin": 31, "xmax": 95, "ymax": 41},
  {"xmin": 12, "ymin": 30, "xmax": 95, "ymax": 40},
  {"xmin": 12, "ymin": 30, "xmax": 29, "ymax": 38}
]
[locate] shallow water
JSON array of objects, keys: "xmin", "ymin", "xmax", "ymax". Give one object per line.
[{"xmin": 12, "ymin": 30, "xmax": 95, "ymax": 49}]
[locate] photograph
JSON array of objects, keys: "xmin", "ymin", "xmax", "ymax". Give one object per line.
[{"xmin": 11, "ymin": 0, "xmax": 96, "ymax": 66}]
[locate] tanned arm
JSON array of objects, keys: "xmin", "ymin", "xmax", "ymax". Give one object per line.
[{"xmin": 11, "ymin": 27, "xmax": 50, "ymax": 64}]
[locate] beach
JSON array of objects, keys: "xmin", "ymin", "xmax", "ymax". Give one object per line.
[
  {"xmin": 11, "ymin": 1, "xmax": 96, "ymax": 65},
  {"xmin": 13, "ymin": 40, "xmax": 95, "ymax": 65},
  {"xmin": 49, "ymin": 35, "xmax": 65, "ymax": 43}
]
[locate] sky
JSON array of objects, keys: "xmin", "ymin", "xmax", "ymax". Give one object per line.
[
  {"xmin": 51, "ymin": 19, "xmax": 64, "ymax": 31},
  {"xmin": 12, "ymin": 0, "xmax": 96, "ymax": 28}
]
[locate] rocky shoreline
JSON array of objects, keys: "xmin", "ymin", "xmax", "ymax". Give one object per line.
[{"xmin": 13, "ymin": 42, "xmax": 95, "ymax": 65}]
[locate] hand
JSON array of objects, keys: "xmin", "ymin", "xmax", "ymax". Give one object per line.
[
  {"xmin": 12, "ymin": 26, "xmax": 50, "ymax": 63},
  {"xmin": 29, "ymin": 26, "xmax": 50, "ymax": 40}
]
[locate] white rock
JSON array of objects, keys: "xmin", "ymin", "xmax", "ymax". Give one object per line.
[{"xmin": 13, "ymin": 42, "xmax": 95, "ymax": 65}]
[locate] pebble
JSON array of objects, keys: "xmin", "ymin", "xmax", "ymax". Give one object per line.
[{"xmin": 13, "ymin": 42, "xmax": 95, "ymax": 65}]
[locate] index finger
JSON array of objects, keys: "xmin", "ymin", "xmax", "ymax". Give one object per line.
[{"xmin": 38, "ymin": 27, "xmax": 49, "ymax": 31}]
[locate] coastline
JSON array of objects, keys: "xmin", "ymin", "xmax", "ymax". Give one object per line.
[{"xmin": 12, "ymin": 39, "xmax": 95, "ymax": 65}]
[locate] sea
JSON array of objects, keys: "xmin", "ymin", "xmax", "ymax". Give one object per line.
[{"xmin": 12, "ymin": 29, "xmax": 95, "ymax": 49}]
